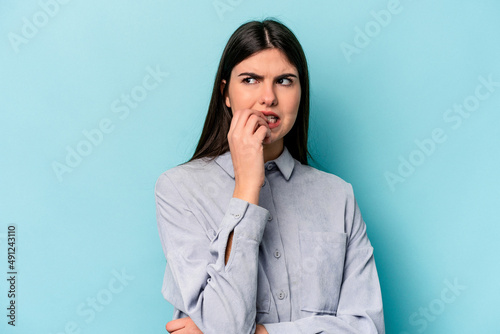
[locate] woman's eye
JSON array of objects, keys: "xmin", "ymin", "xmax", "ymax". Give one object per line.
[
  {"xmin": 278, "ymin": 78, "xmax": 292, "ymax": 86},
  {"xmin": 243, "ymin": 77, "xmax": 257, "ymax": 84}
]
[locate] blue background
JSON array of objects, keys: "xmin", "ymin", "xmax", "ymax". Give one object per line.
[{"xmin": 1, "ymin": 0, "xmax": 499, "ymax": 333}]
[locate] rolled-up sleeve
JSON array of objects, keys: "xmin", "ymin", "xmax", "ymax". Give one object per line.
[
  {"xmin": 262, "ymin": 184, "xmax": 385, "ymax": 333},
  {"xmin": 155, "ymin": 172, "xmax": 270, "ymax": 333}
]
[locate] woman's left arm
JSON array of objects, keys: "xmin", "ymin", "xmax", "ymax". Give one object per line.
[
  {"xmin": 262, "ymin": 185, "xmax": 385, "ymax": 334},
  {"xmin": 165, "ymin": 318, "xmax": 269, "ymax": 334}
]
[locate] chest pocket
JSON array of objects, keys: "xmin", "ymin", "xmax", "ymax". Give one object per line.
[{"xmin": 299, "ymin": 231, "xmax": 347, "ymax": 315}]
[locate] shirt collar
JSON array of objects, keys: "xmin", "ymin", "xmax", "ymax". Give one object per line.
[{"xmin": 215, "ymin": 145, "xmax": 295, "ymax": 181}]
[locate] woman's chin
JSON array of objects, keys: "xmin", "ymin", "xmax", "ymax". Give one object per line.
[
  {"xmin": 263, "ymin": 135, "xmax": 285, "ymax": 147},
  {"xmin": 263, "ymin": 137, "xmax": 273, "ymax": 145}
]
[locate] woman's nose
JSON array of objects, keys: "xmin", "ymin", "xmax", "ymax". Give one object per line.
[{"xmin": 259, "ymin": 82, "xmax": 277, "ymax": 106}]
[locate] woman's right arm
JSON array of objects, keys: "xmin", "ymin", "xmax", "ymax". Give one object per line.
[
  {"xmin": 156, "ymin": 109, "xmax": 271, "ymax": 334},
  {"xmin": 224, "ymin": 109, "xmax": 270, "ymax": 266}
]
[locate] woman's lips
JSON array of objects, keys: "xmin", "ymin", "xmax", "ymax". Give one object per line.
[
  {"xmin": 261, "ymin": 111, "xmax": 280, "ymax": 129},
  {"xmin": 267, "ymin": 117, "xmax": 280, "ymax": 129}
]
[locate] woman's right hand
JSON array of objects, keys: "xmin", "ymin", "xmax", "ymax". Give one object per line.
[{"xmin": 227, "ymin": 109, "xmax": 271, "ymax": 205}]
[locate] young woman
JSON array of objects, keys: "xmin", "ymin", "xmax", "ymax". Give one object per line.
[{"xmin": 155, "ymin": 19, "xmax": 385, "ymax": 334}]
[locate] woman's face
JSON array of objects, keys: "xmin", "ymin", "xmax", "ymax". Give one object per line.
[{"xmin": 221, "ymin": 48, "xmax": 301, "ymax": 150}]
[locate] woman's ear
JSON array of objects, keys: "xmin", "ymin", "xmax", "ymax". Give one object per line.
[
  {"xmin": 220, "ymin": 79, "xmax": 226, "ymax": 94},
  {"xmin": 220, "ymin": 79, "xmax": 231, "ymax": 108}
]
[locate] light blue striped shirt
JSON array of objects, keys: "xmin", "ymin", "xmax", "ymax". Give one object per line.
[{"xmin": 155, "ymin": 145, "xmax": 384, "ymax": 333}]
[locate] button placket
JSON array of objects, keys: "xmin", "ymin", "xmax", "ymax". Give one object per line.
[{"xmin": 259, "ymin": 182, "xmax": 292, "ymax": 320}]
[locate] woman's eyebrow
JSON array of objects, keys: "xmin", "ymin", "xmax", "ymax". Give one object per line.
[{"xmin": 237, "ymin": 72, "xmax": 298, "ymax": 79}]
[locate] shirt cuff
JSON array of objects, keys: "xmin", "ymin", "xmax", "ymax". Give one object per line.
[{"xmin": 220, "ymin": 197, "xmax": 270, "ymax": 241}]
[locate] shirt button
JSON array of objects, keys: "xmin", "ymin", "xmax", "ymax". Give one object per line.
[
  {"xmin": 233, "ymin": 213, "xmax": 240, "ymax": 219},
  {"xmin": 267, "ymin": 214, "xmax": 273, "ymax": 221},
  {"xmin": 277, "ymin": 290, "xmax": 287, "ymax": 300},
  {"xmin": 208, "ymin": 229, "xmax": 217, "ymax": 238},
  {"xmin": 266, "ymin": 164, "xmax": 274, "ymax": 171},
  {"xmin": 274, "ymin": 249, "xmax": 281, "ymax": 258}
]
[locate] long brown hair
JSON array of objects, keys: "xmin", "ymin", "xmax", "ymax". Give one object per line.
[{"xmin": 187, "ymin": 18, "xmax": 311, "ymax": 165}]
